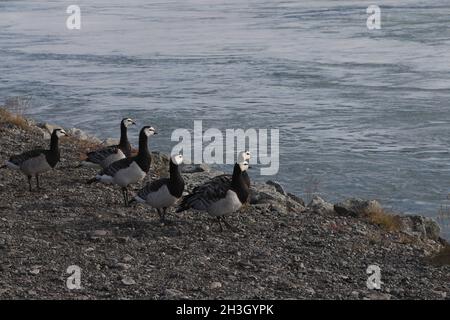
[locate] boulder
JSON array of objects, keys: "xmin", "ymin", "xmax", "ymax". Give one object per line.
[
  {"xmin": 182, "ymin": 163, "xmax": 210, "ymax": 174},
  {"xmin": 250, "ymin": 182, "xmax": 305, "ymax": 212},
  {"xmin": 39, "ymin": 123, "xmax": 63, "ymax": 134},
  {"xmin": 101, "ymin": 138, "xmax": 119, "ymax": 146},
  {"xmin": 67, "ymin": 128, "xmax": 101, "ymax": 144},
  {"xmin": 307, "ymin": 196, "xmax": 335, "ymax": 215},
  {"xmin": 400, "ymin": 215, "xmax": 441, "ymax": 241},
  {"xmin": 266, "ymin": 180, "xmax": 287, "ymax": 195},
  {"xmin": 334, "ymin": 198, "xmax": 382, "ymax": 218}
]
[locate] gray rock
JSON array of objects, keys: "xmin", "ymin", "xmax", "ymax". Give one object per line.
[
  {"xmin": 287, "ymin": 193, "xmax": 305, "ymax": 206},
  {"xmin": 67, "ymin": 128, "xmax": 101, "ymax": 144},
  {"xmin": 210, "ymin": 281, "xmax": 222, "ymax": 289},
  {"xmin": 334, "ymin": 198, "xmax": 382, "ymax": 218},
  {"xmin": 40, "ymin": 123, "xmax": 63, "ymax": 134},
  {"xmin": 163, "ymin": 288, "xmax": 185, "ymax": 299},
  {"xmin": 182, "ymin": 164, "xmax": 210, "ymax": 173},
  {"xmin": 307, "ymin": 196, "xmax": 335, "ymax": 215},
  {"xmin": 266, "ymin": 180, "xmax": 287, "ymax": 195},
  {"xmin": 400, "ymin": 215, "xmax": 441, "ymax": 241},
  {"xmin": 102, "ymin": 138, "xmax": 119, "ymax": 146}
]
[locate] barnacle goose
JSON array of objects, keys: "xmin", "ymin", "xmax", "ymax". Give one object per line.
[
  {"xmin": 81, "ymin": 117, "xmax": 135, "ymax": 168},
  {"xmin": 133, "ymin": 154, "xmax": 185, "ymax": 223},
  {"xmin": 87, "ymin": 126, "xmax": 156, "ymax": 206},
  {"xmin": 2, "ymin": 128, "xmax": 68, "ymax": 191},
  {"xmin": 176, "ymin": 160, "xmax": 250, "ymax": 231},
  {"xmin": 192, "ymin": 150, "xmax": 251, "ymax": 194}
]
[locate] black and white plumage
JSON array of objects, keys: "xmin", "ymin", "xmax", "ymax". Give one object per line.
[
  {"xmin": 87, "ymin": 126, "xmax": 156, "ymax": 206},
  {"xmin": 134, "ymin": 154, "xmax": 185, "ymax": 222},
  {"xmin": 3, "ymin": 128, "xmax": 68, "ymax": 191},
  {"xmin": 176, "ymin": 160, "xmax": 250, "ymax": 231},
  {"xmin": 191, "ymin": 151, "xmax": 251, "ymax": 199},
  {"xmin": 81, "ymin": 117, "xmax": 135, "ymax": 168}
]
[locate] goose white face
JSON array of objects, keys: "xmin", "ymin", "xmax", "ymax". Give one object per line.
[
  {"xmin": 55, "ymin": 129, "xmax": 67, "ymax": 138},
  {"xmin": 144, "ymin": 127, "xmax": 157, "ymax": 136},
  {"xmin": 239, "ymin": 161, "xmax": 249, "ymax": 172},
  {"xmin": 123, "ymin": 118, "xmax": 135, "ymax": 127},
  {"xmin": 237, "ymin": 150, "xmax": 251, "ymax": 162},
  {"xmin": 171, "ymin": 154, "xmax": 183, "ymax": 165}
]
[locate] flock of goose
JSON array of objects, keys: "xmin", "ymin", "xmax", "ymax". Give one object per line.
[{"xmin": 1, "ymin": 118, "xmax": 251, "ymax": 231}]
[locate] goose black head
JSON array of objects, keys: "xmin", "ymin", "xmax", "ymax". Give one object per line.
[
  {"xmin": 141, "ymin": 126, "xmax": 157, "ymax": 137},
  {"xmin": 53, "ymin": 128, "xmax": 68, "ymax": 138},
  {"xmin": 171, "ymin": 153, "xmax": 183, "ymax": 166},
  {"xmin": 238, "ymin": 150, "xmax": 251, "ymax": 163},
  {"xmin": 121, "ymin": 117, "xmax": 136, "ymax": 128}
]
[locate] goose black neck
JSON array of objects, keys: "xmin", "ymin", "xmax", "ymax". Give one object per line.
[
  {"xmin": 170, "ymin": 160, "xmax": 182, "ymax": 182},
  {"xmin": 119, "ymin": 122, "xmax": 128, "ymax": 146},
  {"xmin": 119, "ymin": 122, "xmax": 131, "ymax": 156},
  {"xmin": 138, "ymin": 131, "xmax": 149, "ymax": 156},
  {"xmin": 231, "ymin": 163, "xmax": 249, "ymax": 203},
  {"xmin": 50, "ymin": 131, "xmax": 60, "ymax": 152},
  {"xmin": 169, "ymin": 159, "xmax": 184, "ymax": 197}
]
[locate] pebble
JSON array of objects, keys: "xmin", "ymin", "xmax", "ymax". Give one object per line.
[
  {"xmin": 210, "ymin": 282, "xmax": 222, "ymax": 290},
  {"xmin": 121, "ymin": 277, "xmax": 136, "ymax": 286}
]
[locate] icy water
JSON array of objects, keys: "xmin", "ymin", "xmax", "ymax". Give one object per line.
[{"xmin": 1, "ymin": 1, "xmax": 450, "ymax": 236}]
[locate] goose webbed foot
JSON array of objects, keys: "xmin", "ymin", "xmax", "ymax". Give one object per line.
[
  {"xmin": 220, "ymin": 217, "xmax": 240, "ymax": 233},
  {"xmin": 157, "ymin": 208, "xmax": 172, "ymax": 225}
]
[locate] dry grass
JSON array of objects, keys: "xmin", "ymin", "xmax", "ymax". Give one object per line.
[
  {"xmin": 428, "ymin": 244, "xmax": 450, "ymax": 266},
  {"xmin": 365, "ymin": 206, "xmax": 403, "ymax": 232},
  {"xmin": 0, "ymin": 107, "xmax": 30, "ymax": 130}
]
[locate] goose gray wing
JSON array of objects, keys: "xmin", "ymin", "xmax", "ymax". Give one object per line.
[
  {"xmin": 177, "ymin": 178, "xmax": 230, "ymax": 212},
  {"xmin": 192, "ymin": 173, "xmax": 250, "ymax": 191},
  {"xmin": 86, "ymin": 145, "xmax": 120, "ymax": 164},
  {"xmin": 137, "ymin": 178, "xmax": 170, "ymax": 199},
  {"xmin": 192, "ymin": 174, "xmax": 232, "ymax": 195},
  {"xmin": 99, "ymin": 157, "xmax": 134, "ymax": 177},
  {"xmin": 8, "ymin": 149, "xmax": 46, "ymax": 166}
]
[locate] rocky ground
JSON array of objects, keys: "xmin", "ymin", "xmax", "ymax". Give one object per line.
[{"xmin": 0, "ymin": 110, "xmax": 449, "ymax": 300}]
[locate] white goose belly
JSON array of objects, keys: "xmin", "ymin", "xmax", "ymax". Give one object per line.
[
  {"xmin": 20, "ymin": 154, "xmax": 52, "ymax": 176},
  {"xmin": 207, "ymin": 190, "xmax": 242, "ymax": 217},
  {"xmin": 113, "ymin": 162, "xmax": 146, "ymax": 187},
  {"xmin": 145, "ymin": 185, "xmax": 179, "ymax": 208}
]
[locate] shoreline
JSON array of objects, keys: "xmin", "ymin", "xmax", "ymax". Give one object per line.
[{"xmin": 1, "ymin": 106, "xmax": 450, "ymax": 299}]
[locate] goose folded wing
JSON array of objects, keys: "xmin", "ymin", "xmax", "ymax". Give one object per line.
[
  {"xmin": 86, "ymin": 145, "xmax": 120, "ymax": 163},
  {"xmin": 137, "ymin": 178, "xmax": 170, "ymax": 199},
  {"xmin": 8, "ymin": 148, "xmax": 46, "ymax": 166},
  {"xmin": 184, "ymin": 180, "xmax": 230, "ymax": 210},
  {"xmin": 99, "ymin": 157, "xmax": 134, "ymax": 177},
  {"xmin": 192, "ymin": 174, "xmax": 232, "ymax": 193}
]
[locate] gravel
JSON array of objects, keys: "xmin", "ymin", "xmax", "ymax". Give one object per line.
[{"xmin": 0, "ymin": 119, "xmax": 449, "ymax": 299}]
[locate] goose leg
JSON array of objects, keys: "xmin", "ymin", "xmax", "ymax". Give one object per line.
[
  {"xmin": 156, "ymin": 208, "xmax": 162, "ymax": 221},
  {"xmin": 35, "ymin": 174, "xmax": 40, "ymax": 189},
  {"xmin": 216, "ymin": 217, "xmax": 224, "ymax": 232},
  {"xmin": 122, "ymin": 187, "xmax": 129, "ymax": 206},
  {"xmin": 27, "ymin": 176, "xmax": 32, "ymax": 192}
]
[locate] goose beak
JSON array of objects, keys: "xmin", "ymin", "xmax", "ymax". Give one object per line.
[{"xmin": 132, "ymin": 121, "xmax": 136, "ymax": 125}]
